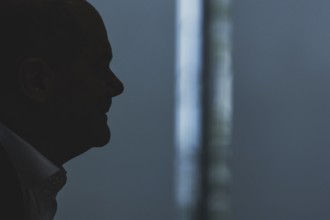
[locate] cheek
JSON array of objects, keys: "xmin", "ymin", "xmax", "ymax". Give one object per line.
[{"xmin": 65, "ymin": 78, "xmax": 106, "ymax": 116}]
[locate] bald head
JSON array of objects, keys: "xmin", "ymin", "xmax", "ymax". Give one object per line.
[
  {"xmin": 0, "ymin": 0, "xmax": 97, "ymax": 93},
  {"xmin": 0, "ymin": 0, "xmax": 124, "ymax": 165}
]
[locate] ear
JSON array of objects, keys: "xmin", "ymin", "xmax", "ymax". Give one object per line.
[{"xmin": 18, "ymin": 58, "xmax": 55, "ymax": 103}]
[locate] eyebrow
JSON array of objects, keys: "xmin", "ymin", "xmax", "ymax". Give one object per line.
[
  {"xmin": 96, "ymin": 49, "xmax": 112, "ymax": 65},
  {"xmin": 104, "ymin": 50, "xmax": 113, "ymax": 63}
]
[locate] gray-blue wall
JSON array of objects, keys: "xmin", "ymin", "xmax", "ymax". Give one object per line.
[
  {"xmin": 55, "ymin": 0, "xmax": 330, "ymax": 220},
  {"xmin": 231, "ymin": 0, "xmax": 330, "ymax": 219},
  {"xmin": 56, "ymin": 1, "xmax": 176, "ymax": 220}
]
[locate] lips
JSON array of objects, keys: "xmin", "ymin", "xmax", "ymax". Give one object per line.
[{"xmin": 103, "ymin": 98, "xmax": 112, "ymax": 113}]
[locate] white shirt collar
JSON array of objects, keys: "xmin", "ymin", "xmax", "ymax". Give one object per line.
[{"xmin": 0, "ymin": 122, "xmax": 60, "ymax": 187}]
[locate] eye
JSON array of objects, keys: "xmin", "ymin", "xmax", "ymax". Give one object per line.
[
  {"xmin": 95, "ymin": 65, "xmax": 111, "ymax": 79},
  {"xmin": 92, "ymin": 51, "xmax": 112, "ymax": 77},
  {"xmin": 94, "ymin": 67, "xmax": 105, "ymax": 77}
]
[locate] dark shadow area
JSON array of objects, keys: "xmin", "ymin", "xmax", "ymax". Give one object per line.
[{"xmin": 0, "ymin": 1, "xmax": 123, "ymax": 219}]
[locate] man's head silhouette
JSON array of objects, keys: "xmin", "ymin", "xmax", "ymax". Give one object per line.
[
  {"xmin": 0, "ymin": 0, "xmax": 124, "ymax": 166},
  {"xmin": 0, "ymin": 1, "xmax": 124, "ymax": 219}
]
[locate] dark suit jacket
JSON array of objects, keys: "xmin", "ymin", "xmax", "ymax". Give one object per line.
[{"xmin": 0, "ymin": 144, "xmax": 25, "ymax": 220}]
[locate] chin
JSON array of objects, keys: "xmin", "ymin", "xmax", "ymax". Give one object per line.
[
  {"xmin": 74, "ymin": 113, "xmax": 112, "ymax": 148},
  {"xmin": 91, "ymin": 124, "xmax": 111, "ymax": 147}
]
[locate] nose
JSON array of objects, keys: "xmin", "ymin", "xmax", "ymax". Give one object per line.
[{"xmin": 107, "ymin": 71, "xmax": 124, "ymax": 97}]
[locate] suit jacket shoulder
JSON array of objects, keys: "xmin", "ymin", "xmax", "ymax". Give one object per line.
[{"xmin": 0, "ymin": 144, "xmax": 24, "ymax": 220}]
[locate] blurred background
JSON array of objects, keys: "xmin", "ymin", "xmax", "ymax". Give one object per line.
[
  {"xmin": 56, "ymin": 0, "xmax": 330, "ymax": 220},
  {"xmin": 231, "ymin": 1, "xmax": 330, "ymax": 220}
]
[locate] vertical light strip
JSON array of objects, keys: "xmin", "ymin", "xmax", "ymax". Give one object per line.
[
  {"xmin": 204, "ymin": 0, "xmax": 233, "ymax": 219},
  {"xmin": 175, "ymin": 0, "xmax": 203, "ymax": 219}
]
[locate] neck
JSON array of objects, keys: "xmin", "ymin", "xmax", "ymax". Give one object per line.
[
  {"xmin": 0, "ymin": 111, "xmax": 89, "ymax": 166},
  {"xmin": 0, "ymin": 95, "xmax": 94, "ymax": 166}
]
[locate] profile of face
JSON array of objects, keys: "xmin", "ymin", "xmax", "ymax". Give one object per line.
[{"xmin": 44, "ymin": 2, "xmax": 124, "ymax": 155}]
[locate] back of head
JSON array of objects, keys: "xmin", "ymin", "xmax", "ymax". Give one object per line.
[{"xmin": 0, "ymin": 0, "xmax": 88, "ymax": 94}]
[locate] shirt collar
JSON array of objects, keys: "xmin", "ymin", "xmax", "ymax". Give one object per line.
[{"xmin": 0, "ymin": 122, "xmax": 62, "ymax": 188}]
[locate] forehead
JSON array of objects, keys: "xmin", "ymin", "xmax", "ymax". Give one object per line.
[{"xmin": 68, "ymin": 1, "xmax": 112, "ymax": 52}]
